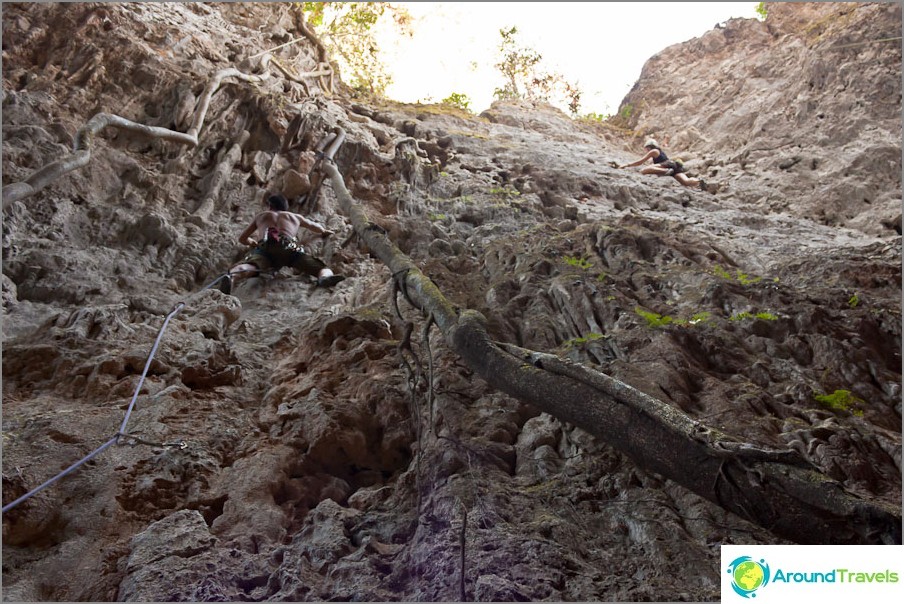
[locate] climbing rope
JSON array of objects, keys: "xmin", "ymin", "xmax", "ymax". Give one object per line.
[
  {"xmin": 1, "ymin": 437, "xmax": 119, "ymax": 513},
  {"xmin": 1, "ymin": 270, "xmax": 239, "ymax": 514},
  {"xmin": 4, "ymin": 125, "xmax": 347, "ymax": 513},
  {"xmin": 116, "ymin": 301, "xmax": 185, "ymax": 437}
]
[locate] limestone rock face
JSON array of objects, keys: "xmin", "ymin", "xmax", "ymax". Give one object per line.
[
  {"xmin": 614, "ymin": 2, "xmax": 902, "ymax": 237},
  {"xmin": 2, "ymin": 2, "xmax": 900, "ymax": 602}
]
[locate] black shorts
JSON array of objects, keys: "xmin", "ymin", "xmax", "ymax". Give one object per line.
[
  {"xmin": 660, "ymin": 160, "xmax": 685, "ymax": 174},
  {"xmin": 241, "ymin": 240, "xmax": 326, "ymax": 276}
]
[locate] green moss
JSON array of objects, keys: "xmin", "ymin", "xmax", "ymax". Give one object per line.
[
  {"xmin": 814, "ymin": 389, "xmax": 865, "ymax": 415},
  {"xmin": 401, "ymin": 103, "xmax": 476, "ymax": 120},
  {"xmin": 635, "ymin": 308, "xmax": 713, "ymax": 328},
  {"xmin": 489, "ymin": 185, "xmax": 522, "ymax": 203},
  {"xmin": 712, "ymin": 264, "xmax": 765, "ymax": 285},
  {"xmin": 563, "ymin": 255, "xmax": 593, "ymax": 270},
  {"xmin": 712, "ymin": 265, "xmax": 732, "ymax": 280},
  {"xmin": 736, "ymin": 271, "xmax": 762, "ymax": 285},
  {"xmin": 729, "ymin": 311, "xmax": 778, "ymax": 321},
  {"xmin": 448, "ymin": 129, "xmax": 489, "ymax": 139},
  {"xmin": 563, "ymin": 332, "xmax": 607, "ymax": 348},
  {"xmin": 848, "ymin": 293, "xmax": 860, "ymax": 308}
]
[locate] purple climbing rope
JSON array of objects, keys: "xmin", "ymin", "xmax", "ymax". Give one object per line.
[
  {"xmin": 2, "ymin": 270, "xmax": 238, "ymax": 514},
  {"xmin": 116, "ymin": 301, "xmax": 185, "ymax": 436}
]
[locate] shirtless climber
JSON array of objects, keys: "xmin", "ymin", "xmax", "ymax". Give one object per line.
[
  {"xmin": 618, "ymin": 139, "xmax": 709, "ymax": 192},
  {"xmin": 217, "ymin": 193, "xmax": 346, "ymax": 294}
]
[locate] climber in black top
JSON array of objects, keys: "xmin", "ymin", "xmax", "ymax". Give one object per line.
[
  {"xmin": 619, "ymin": 139, "xmax": 708, "ymax": 191},
  {"xmin": 217, "ymin": 193, "xmax": 346, "ymax": 295}
]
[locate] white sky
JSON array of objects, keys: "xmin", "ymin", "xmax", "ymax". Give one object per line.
[{"xmin": 374, "ymin": 2, "xmax": 760, "ymax": 115}]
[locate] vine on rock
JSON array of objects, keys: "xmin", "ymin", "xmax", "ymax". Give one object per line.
[{"xmin": 1, "ymin": 54, "xmax": 334, "ymax": 209}]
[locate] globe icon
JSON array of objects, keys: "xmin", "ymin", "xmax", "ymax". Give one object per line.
[{"xmin": 733, "ymin": 560, "xmax": 765, "ymax": 592}]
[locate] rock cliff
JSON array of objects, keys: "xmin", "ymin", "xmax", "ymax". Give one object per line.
[{"xmin": 2, "ymin": 2, "xmax": 901, "ymax": 601}]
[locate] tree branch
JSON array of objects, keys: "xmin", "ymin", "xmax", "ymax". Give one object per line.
[{"xmin": 322, "ymin": 156, "xmax": 901, "ymax": 545}]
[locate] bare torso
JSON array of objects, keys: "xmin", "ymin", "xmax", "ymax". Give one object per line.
[
  {"xmin": 238, "ymin": 209, "xmax": 328, "ymax": 247},
  {"xmin": 254, "ymin": 210, "xmax": 305, "ymax": 240}
]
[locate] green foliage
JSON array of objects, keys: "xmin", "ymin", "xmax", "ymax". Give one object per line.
[
  {"xmin": 848, "ymin": 293, "xmax": 860, "ymax": 308},
  {"xmin": 489, "ymin": 185, "xmax": 521, "ymax": 200},
  {"xmin": 635, "ymin": 307, "xmax": 676, "ymax": 328},
  {"xmin": 712, "ymin": 264, "xmax": 732, "ymax": 280},
  {"xmin": 301, "ymin": 2, "xmax": 411, "ymax": 97},
  {"xmin": 428, "ymin": 213, "xmax": 447, "ymax": 221},
  {"xmin": 635, "ymin": 308, "xmax": 712, "ymax": 328},
  {"xmin": 755, "ymin": 2, "xmax": 768, "ymax": 20},
  {"xmin": 619, "ymin": 103, "xmax": 634, "ymax": 119},
  {"xmin": 712, "ymin": 264, "xmax": 764, "ymax": 285},
  {"xmin": 493, "ymin": 26, "xmax": 540, "ymax": 101},
  {"xmin": 302, "ymin": 2, "xmax": 326, "ymax": 27},
  {"xmin": 688, "ymin": 312, "xmax": 712, "ymax": 325},
  {"xmin": 814, "ymin": 389, "xmax": 864, "ymax": 415},
  {"xmin": 729, "ymin": 311, "xmax": 778, "ymax": 321},
  {"xmin": 563, "ymin": 332, "xmax": 607, "ymax": 349},
  {"xmin": 563, "ymin": 255, "xmax": 593, "ymax": 270},
  {"xmin": 735, "ymin": 271, "xmax": 762, "ymax": 285},
  {"xmin": 441, "ymin": 92, "xmax": 472, "ymax": 112},
  {"xmin": 492, "ymin": 26, "xmax": 583, "ymax": 115},
  {"xmin": 581, "ymin": 112, "xmax": 611, "ymax": 123}
]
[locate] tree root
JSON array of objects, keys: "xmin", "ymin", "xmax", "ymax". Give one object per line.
[
  {"xmin": 192, "ymin": 130, "xmax": 250, "ymax": 221},
  {"xmin": 322, "ymin": 158, "xmax": 902, "ymax": 545},
  {"xmin": 2, "ymin": 53, "xmax": 334, "ymax": 209}
]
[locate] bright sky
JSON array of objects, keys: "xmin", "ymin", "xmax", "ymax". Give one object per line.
[{"xmin": 374, "ymin": 2, "xmax": 760, "ymax": 115}]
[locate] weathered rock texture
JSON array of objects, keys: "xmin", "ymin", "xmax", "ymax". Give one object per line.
[
  {"xmin": 2, "ymin": 2, "xmax": 901, "ymax": 601},
  {"xmin": 615, "ymin": 1, "xmax": 902, "ymax": 236}
]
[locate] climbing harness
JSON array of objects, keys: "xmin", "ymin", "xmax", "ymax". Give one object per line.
[{"xmin": 4, "ymin": 127, "xmax": 348, "ymax": 513}]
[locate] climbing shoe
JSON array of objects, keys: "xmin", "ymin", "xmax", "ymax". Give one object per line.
[
  {"xmin": 317, "ymin": 274, "xmax": 346, "ymax": 288},
  {"xmin": 218, "ymin": 274, "xmax": 233, "ymax": 295},
  {"xmin": 699, "ymin": 179, "xmax": 708, "ymax": 192}
]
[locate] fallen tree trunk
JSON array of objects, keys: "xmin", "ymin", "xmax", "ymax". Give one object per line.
[{"xmin": 322, "ymin": 157, "xmax": 902, "ymax": 546}]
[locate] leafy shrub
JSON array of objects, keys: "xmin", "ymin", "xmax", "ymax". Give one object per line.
[{"xmin": 442, "ymin": 92, "xmax": 472, "ymax": 112}]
